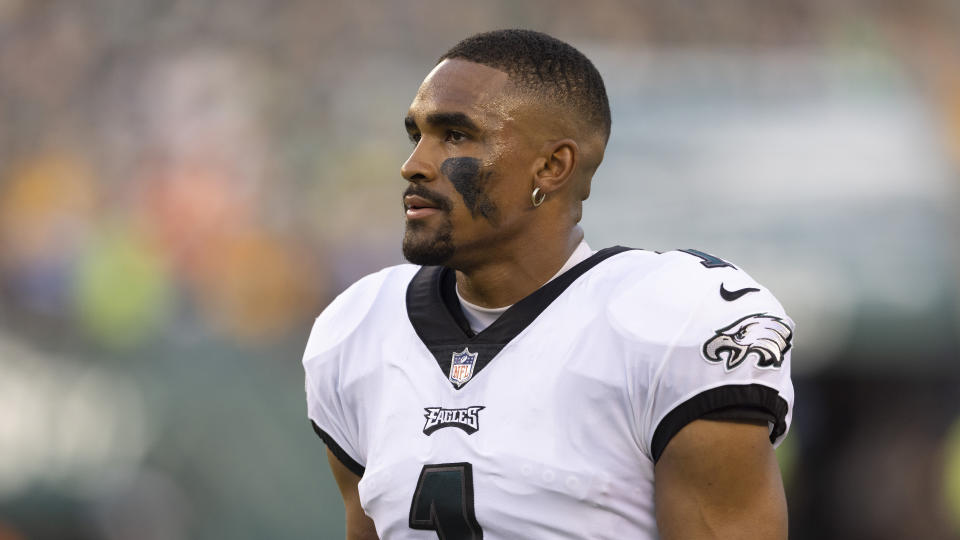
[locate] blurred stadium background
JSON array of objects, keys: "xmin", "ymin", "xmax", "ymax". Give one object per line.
[{"xmin": 1, "ymin": 0, "xmax": 958, "ymax": 538}]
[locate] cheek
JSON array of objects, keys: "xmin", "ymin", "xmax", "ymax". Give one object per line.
[
  {"xmin": 441, "ymin": 157, "xmax": 483, "ymax": 196},
  {"xmin": 488, "ymin": 148, "xmax": 532, "ymax": 195},
  {"xmin": 440, "ymin": 157, "xmax": 499, "ymax": 223}
]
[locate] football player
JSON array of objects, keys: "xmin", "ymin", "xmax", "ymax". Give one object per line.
[{"xmin": 304, "ymin": 29, "xmax": 794, "ymax": 539}]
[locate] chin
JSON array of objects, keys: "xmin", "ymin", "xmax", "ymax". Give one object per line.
[{"xmin": 402, "ymin": 223, "xmax": 455, "ymax": 266}]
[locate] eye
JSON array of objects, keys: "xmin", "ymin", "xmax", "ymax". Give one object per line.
[
  {"xmin": 408, "ymin": 132, "xmax": 421, "ymax": 145},
  {"xmin": 445, "ymin": 130, "xmax": 467, "ymax": 143}
]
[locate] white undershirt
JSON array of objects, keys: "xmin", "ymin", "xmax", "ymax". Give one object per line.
[{"xmin": 456, "ymin": 241, "xmax": 594, "ymax": 333}]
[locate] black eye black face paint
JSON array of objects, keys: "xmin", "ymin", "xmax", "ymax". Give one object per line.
[{"xmin": 440, "ymin": 157, "xmax": 499, "ymax": 223}]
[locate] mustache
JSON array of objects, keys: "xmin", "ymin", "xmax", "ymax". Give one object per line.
[{"xmin": 403, "ymin": 184, "xmax": 453, "ymax": 212}]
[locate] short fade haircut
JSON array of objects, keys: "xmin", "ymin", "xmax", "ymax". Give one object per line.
[{"xmin": 440, "ymin": 29, "xmax": 611, "ymax": 142}]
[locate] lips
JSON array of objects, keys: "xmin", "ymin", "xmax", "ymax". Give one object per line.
[{"xmin": 404, "ymin": 194, "xmax": 443, "ymax": 219}]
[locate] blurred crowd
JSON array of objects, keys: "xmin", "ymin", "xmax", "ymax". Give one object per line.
[{"xmin": 1, "ymin": 0, "xmax": 959, "ymax": 538}]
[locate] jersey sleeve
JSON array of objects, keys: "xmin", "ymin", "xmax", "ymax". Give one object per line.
[
  {"xmin": 614, "ymin": 251, "xmax": 795, "ymax": 463},
  {"xmin": 303, "ymin": 317, "xmax": 365, "ymax": 477},
  {"xmin": 301, "ymin": 268, "xmax": 396, "ymax": 477}
]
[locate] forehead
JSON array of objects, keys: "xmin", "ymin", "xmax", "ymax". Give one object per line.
[{"xmin": 408, "ymin": 59, "xmax": 514, "ymax": 122}]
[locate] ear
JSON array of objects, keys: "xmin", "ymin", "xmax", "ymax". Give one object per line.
[{"xmin": 533, "ymin": 139, "xmax": 579, "ymax": 194}]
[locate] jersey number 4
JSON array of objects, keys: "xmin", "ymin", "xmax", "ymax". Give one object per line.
[{"xmin": 409, "ymin": 462, "xmax": 483, "ymax": 539}]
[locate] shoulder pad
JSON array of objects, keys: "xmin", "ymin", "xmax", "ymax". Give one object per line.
[
  {"xmin": 607, "ymin": 249, "xmax": 787, "ymax": 345},
  {"xmin": 303, "ymin": 264, "xmax": 418, "ymax": 361}
]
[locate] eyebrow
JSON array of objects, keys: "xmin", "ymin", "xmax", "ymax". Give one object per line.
[{"xmin": 404, "ymin": 112, "xmax": 480, "ymax": 133}]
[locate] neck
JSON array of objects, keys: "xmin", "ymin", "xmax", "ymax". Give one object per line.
[{"xmin": 454, "ymin": 225, "xmax": 584, "ymax": 308}]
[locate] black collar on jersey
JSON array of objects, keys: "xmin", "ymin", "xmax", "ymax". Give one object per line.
[{"xmin": 406, "ymin": 246, "xmax": 633, "ymax": 390}]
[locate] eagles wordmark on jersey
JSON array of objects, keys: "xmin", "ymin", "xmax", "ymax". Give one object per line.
[{"xmin": 303, "ymin": 248, "xmax": 794, "ymax": 539}]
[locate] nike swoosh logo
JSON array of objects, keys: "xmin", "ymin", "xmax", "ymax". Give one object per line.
[{"xmin": 719, "ymin": 284, "xmax": 760, "ymax": 301}]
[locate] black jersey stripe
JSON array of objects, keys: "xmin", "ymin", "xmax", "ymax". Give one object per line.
[
  {"xmin": 406, "ymin": 246, "xmax": 635, "ymax": 390},
  {"xmin": 311, "ymin": 420, "xmax": 365, "ymax": 477},
  {"xmin": 650, "ymin": 383, "xmax": 789, "ymax": 463}
]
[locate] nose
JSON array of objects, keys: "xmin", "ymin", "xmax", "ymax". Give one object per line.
[{"xmin": 400, "ymin": 142, "xmax": 437, "ymax": 183}]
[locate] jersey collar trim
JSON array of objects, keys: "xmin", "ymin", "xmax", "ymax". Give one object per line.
[{"xmin": 406, "ymin": 246, "xmax": 633, "ymax": 390}]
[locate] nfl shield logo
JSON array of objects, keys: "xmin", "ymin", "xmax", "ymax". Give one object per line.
[{"xmin": 449, "ymin": 347, "xmax": 479, "ymax": 387}]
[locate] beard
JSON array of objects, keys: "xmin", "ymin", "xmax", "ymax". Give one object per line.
[
  {"xmin": 401, "ymin": 183, "xmax": 457, "ymax": 266},
  {"xmin": 402, "ymin": 217, "xmax": 455, "ymax": 266}
]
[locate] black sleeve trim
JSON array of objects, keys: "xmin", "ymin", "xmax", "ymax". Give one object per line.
[
  {"xmin": 701, "ymin": 405, "xmax": 776, "ymax": 425},
  {"xmin": 651, "ymin": 384, "xmax": 789, "ymax": 463},
  {"xmin": 311, "ymin": 421, "xmax": 365, "ymax": 477}
]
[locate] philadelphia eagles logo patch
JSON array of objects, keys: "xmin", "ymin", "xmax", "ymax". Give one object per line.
[
  {"xmin": 702, "ymin": 313, "xmax": 793, "ymax": 371},
  {"xmin": 423, "ymin": 406, "xmax": 485, "ymax": 435}
]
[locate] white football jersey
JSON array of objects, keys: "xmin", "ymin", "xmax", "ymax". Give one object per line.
[{"xmin": 303, "ymin": 247, "xmax": 795, "ymax": 539}]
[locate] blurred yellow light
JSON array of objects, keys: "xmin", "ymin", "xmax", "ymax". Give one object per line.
[
  {"xmin": 72, "ymin": 226, "xmax": 173, "ymax": 349},
  {"xmin": 191, "ymin": 228, "xmax": 322, "ymax": 342},
  {"xmin": 0, "ymin": 153, "xmax": 96, "ymax": 264}
]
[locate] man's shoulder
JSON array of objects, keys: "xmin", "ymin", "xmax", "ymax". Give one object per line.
[
  {"xmin": 598, "ymin": 248, "xmax": 789, "ymax": 342},
  {"xmin": 594, "ymin": 247, "xmax": 758, "ymax": 295},
  {"xmin": 302, "ymin": 263, "xmax": 419, "ymax": 362}
]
